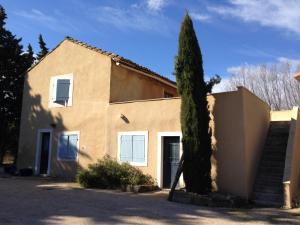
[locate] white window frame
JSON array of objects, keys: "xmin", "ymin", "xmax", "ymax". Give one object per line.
[
  {"xmin": 157, "ymin": 132, "xmax": 184, "ymax": 188},
  {"xmin": 57, "ymin": 131, "xmax": 80, "ymax": 162},
  {"xmin": 117, "ymin": 131, "xmax": 148, "ymax": 167},
  {"xmin": 49, "ymin": 73, "xmax": 74, "ymax": 108}
]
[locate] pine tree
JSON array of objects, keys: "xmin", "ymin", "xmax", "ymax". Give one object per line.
[
  {"xmin": 25, "ymin": 44, "xmax": 35, "ymax": 67},
  {"xmin": 0, "ymin": 5, "xmax": 29, "ymax": 163},
  {"xmin": 175, "ymin": 13, "xmax": 212, "ymax": 194},
  {"xmin": 37, "ymin": 34, "xmax": 48, "ymax": 60},
  {"xmin": 0, "ymin": 5, "xmax": 6, "ymax": 27}
]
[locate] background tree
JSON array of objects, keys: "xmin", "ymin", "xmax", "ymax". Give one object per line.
[
  {"xmin": 0, "ymin": 5, "xmax": 30, "ymax": 164},
  {"xmin": 206, "ymin": 74, "xmax": 221, "ymax": 93},
  {"xmin": 175, "ymin": 13, "xmax": 212, "ymax": 194},
  {"xmin": 25, "ymin": 44, "xmax": 35, "ymax": 67},
  {"xmin": 225, "ymin": 61, "xmax": 300, "ymax": 110},
  {"xmin": 37, "ymin": 34, "xmax": 48, "ymax": 60}
]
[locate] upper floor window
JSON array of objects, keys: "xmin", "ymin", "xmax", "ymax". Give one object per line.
[{"xmin": 49, "ymin": 74, "xmax": 73, "ymax": 107}]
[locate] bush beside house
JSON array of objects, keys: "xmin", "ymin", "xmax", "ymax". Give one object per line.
[{"xmin": 77, "ymin": 156, "xmax": 156, "ymax": 192}]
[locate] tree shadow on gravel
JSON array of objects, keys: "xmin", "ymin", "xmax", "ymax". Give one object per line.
[{"xmin": 1, "ymin": 178, "xmax": 300, "ymax": 225}]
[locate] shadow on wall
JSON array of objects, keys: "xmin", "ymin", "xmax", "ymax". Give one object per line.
[
  {"xmin": 208, "ymin": 95, "xmax": 218, "ymax": 192},
  {"xmin": 17, "ymin": 75, "xmax": 92, "ymax": 178}
]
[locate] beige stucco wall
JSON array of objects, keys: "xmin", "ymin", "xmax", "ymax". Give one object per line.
[
  {"xmin": 110, "ymin": 63, "xmax": 178, "ymax": 103},
  {"xmin": 17, "ymin": 40, "xmax": 112, "ymax": 177},
  {"xmin": 271, "ymin": 110, "xmax": 292, "ymax": 121},
  {"xmin": 17, "ymin": 39, "xmax": 179, "ymax": 178},
  {"xmin": 17, "ymin": 39, "xmax": 271, "ymax": 198},
  {"xmin": 241, "ymin": 88, "xmax": 271, "ymax": 198},
  {"xmin": 211, "ymin": 87, "xmax": 270, "ymax": 198},
  {"xmin": 105, "ymin": 98, "xmax": 181, "ymax": 177},
  {"xmin": 209, "ymin": 90, "xmax": 246, "ymax": 196},
  {"xmin": 283, "ymin": 107, "xmax": 300, "ymax": 208},
  {"xmin": 106, "ymin": 87, "xmax": 270, "ymax": 198}
]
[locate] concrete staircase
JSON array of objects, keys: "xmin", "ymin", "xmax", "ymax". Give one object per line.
[{"xmin": 253, "ymin": 121, "xmax": 290, "ymax": 207}]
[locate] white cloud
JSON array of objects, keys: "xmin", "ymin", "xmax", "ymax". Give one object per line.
[
  {"xmin": 14, "ymin": 9, "xmax": 56, "ymax": 23},
  {"xmin": 14, "ymin": 9, "xmax": 77, "ymax": 33},
  {"xmin": 208, "ymin": 0, "xmax": 300, "ymax": 35},
  {"xmin": 227, "ymin": 57, "xmax": 300, "ymax": 77},
  {"xmin": 147, "ymin": 0, "xmax": 167, "ymax": 11},
  {"xmin": 91, "ymin": 5, "xmax": 174, "ymax": 34},
  {"xmin": 190, "ymin": 12, "xmax": 211, "ymax": 22},
  {"xmin": 212, "ymin": 77, "xmax": 231, "ymax": 93},
  {"xmin": 227, "ymin": 65, "xmax": 242, "ymax": 74},
  {"xmin": 227, "ymin": 63, "xmax": 261, "ymax": 75},
  {"xmin": 277, "ymin": 57, "xmax": 300, "ymax": 68},
  {"xmin": 236, "ymin": 47, "xmax": 276, "ymax": 59}
]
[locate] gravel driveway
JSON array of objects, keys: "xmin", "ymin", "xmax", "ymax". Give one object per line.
[{"xmin": 0, "ymin": 177, "xmax": 300, "ymax": 225}]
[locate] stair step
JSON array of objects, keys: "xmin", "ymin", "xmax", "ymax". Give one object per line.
[
  {"xmin": 255, "ymin": 185, "xmax": 281, "ymax": 192},
  {"xmin": 254, "ymin": 192, "xmax": 283, "ymax": 201},
  {"xmin": 255, "ymin": 176, "xmax": 282, "ymax": 187},
  {"xmin": 262, "ymin": 149, "xmax": 286, "ymax": 154},
  {"xmin": 256, "ymin": 173, "xmax": 282, "ymax": 179},
  {"xmin": 268, "ymin": 130, "xmax": 289, "ymax": 135},
  {"xmin": 252, "ymin": 120, "xmax": 289, "ymax": 207},
  {"xmin": 265, "ymin": 140, "xmax": 288, "ymax": 146},
  {"xmin": 254, "ymin": 199, "xmax": 282, "ymax": 207},
  {"xmin": 260, "ymin": 161, "xmax": 285, "ymax": 167},
  {"xmin": 265, "ymin": 140, "xmax": 288, "ymax": 145},
  {"xmin": 260, "ymin": 154, "xmax": 286, "ymax": 161},
  {"xmin": 269, "ymin": 126, "xmax": 290, "ymax": 134},
  {"xmin": 268, "ymin": 128, "xmax": 289, "ymax": 133},
  {"xmin": 270, "ymin": 121, "xmax": 290, "ymax": 127},
  {"xmin": 258, "ymin": 166, "xmax": 285, "ymax": 173},
  {"xmin": 254, "ymin": 186, "xmax": 282, "ymax": 194}
]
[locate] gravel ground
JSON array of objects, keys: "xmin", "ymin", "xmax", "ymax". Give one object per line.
[{"xmin": 0, "ymin": 177, "xmax": 300, "ymax": 225}]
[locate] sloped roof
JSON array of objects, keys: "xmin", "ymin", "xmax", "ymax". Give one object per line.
[{"xmin": 28, "ymin": 36, "xmax": 176, "ymax": 87}]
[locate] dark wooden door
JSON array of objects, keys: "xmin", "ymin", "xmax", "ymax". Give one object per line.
[
  {"xmin": 39, "ymin": 132, "xmax": 50, "ymax": 175},
  {"xmin": 163, "ymin": 136, "xmax": 180, "ymax": 188}
]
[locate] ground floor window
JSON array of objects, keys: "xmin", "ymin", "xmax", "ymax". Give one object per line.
[
  {"xmin": 58, "ymin": 131, "xmax": 79, "ymax": 161},
  {"xmin": 118, "ymin": 131, "xmax": 148, "ymax": 166}
]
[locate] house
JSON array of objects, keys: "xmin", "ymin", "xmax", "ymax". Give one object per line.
[{"xmin": 17, "ymin": 37, "xmax": 300, "ymax": 208}]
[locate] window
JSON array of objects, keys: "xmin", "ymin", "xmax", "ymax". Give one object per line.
[
  {"xmin": 49, "ymin": 74, "xmax": 73, "ymax": 107},
  {"xmin": 58, "ymin": 132, "xmax": 79, "ymax": 161},
  {"xmin": 164, "ymin": 91, "xmax": 174, "ymax": 98},
  {"xmin": 118, "ymin": 131, "xmax": 148, "ymax": 166}
]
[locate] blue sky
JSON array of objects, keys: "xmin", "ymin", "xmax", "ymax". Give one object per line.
[{"xmin": 2, "ymin": 0, "xmax": 300, "ymax": 89}]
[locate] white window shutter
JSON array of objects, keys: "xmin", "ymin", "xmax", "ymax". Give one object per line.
[
  {"xmin": 56, "ymin": 79, "xmax": 70, "ymax": 104},
  {"xmin": 120, "ymin": 135, "xmax": 133, "ymax": 162},
  {"xmin": 132, "ymin": 135, "xmax": 145, "ymax": 163}
]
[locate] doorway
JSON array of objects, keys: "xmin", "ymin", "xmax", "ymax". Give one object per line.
[
  {"xmin": 162, "ymin": 136, "xmax": 180, "ymax": 188},
  {"xmin": 36, "ymin": 129, "xmax": 52, "ymax": 175}
]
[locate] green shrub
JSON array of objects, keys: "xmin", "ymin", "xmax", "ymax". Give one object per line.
[{"xmin": 77, "ymin": 155, "xmax": 155, "ymax": 189}]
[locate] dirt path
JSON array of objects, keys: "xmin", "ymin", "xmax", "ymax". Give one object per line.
[{"xmin": 0, "ymin": 177, "xmax": 300, "ymax": 225}]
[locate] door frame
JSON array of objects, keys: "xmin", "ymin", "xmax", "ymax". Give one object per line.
[
  {"xmin": 157, "ymin": 132, "xmax": 183, "ymax": 188},
  {"xmin": 35, "ymin": 128, "xmax": 53, "ymax": 176}
]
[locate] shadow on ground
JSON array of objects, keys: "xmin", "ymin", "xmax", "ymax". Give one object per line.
[{"xmin": 0, "ymin": 178, "xmax": 300, "ymax": 225}]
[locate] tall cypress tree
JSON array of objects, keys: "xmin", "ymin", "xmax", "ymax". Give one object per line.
[
  {"xmin": 175, "ymin": 13, "xmax": 212, "ymax": 194},
  {"xmin": 37, "ymin": 34, "xmax": 48, "ymax": 60},
  {"xmin": 0, "ymin": 5, "xmax": 29, "ymax": 163}
]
